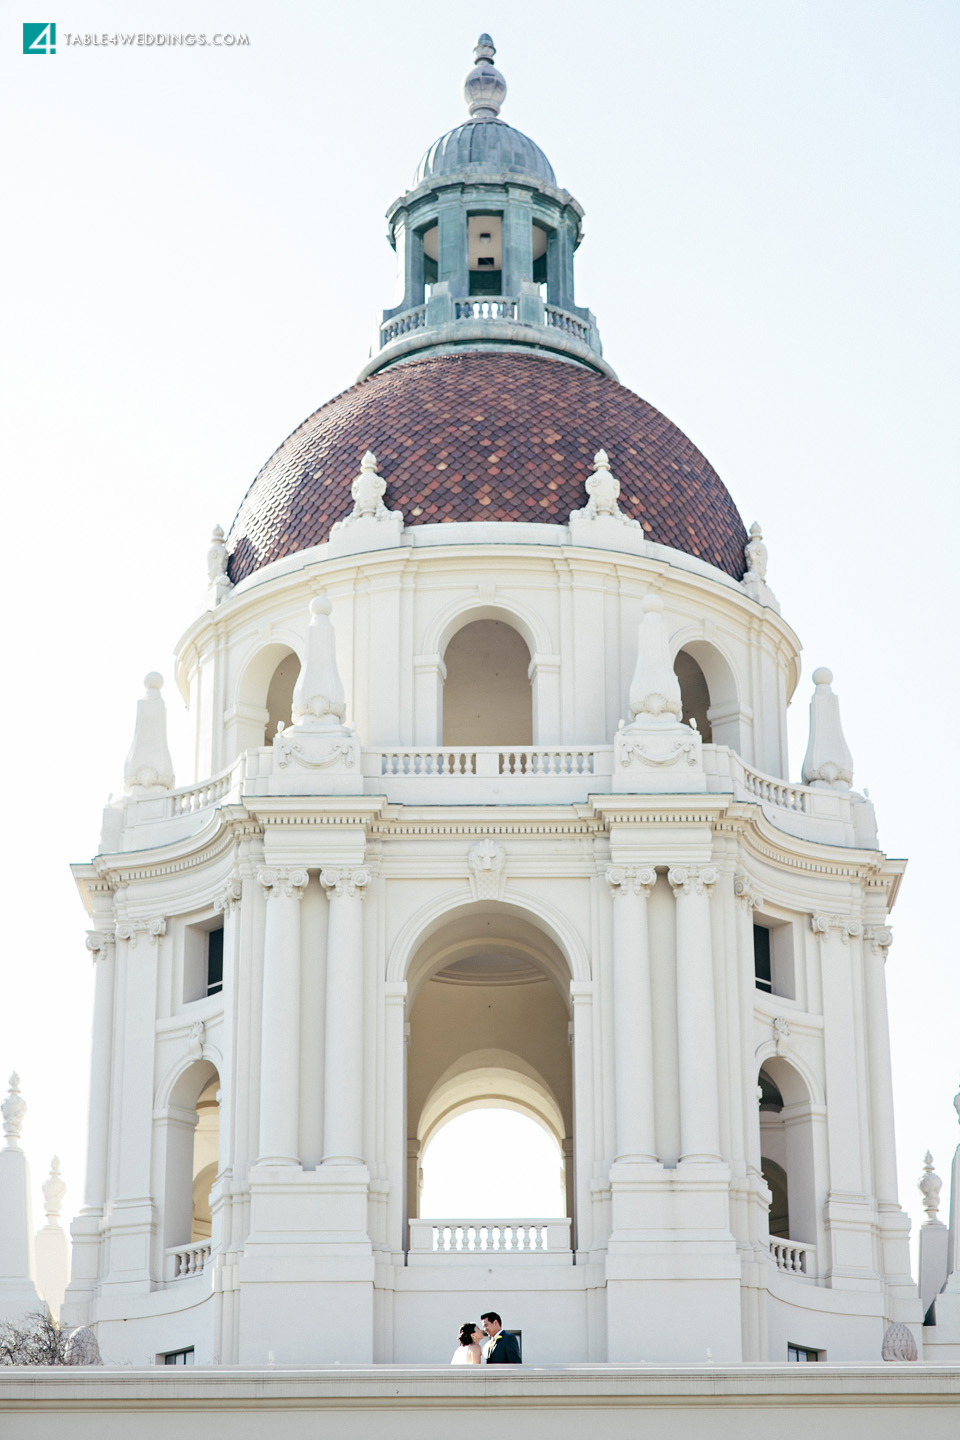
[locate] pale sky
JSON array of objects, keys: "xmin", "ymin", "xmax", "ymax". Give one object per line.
[{"xmin": 2, "ymin": 2, "xmax": 958, "ymax": 1259}]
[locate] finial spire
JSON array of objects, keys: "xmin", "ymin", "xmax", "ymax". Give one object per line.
[
  {"xmin": 123, "ymin": 673, "xmax": 176, "ymax": 792},
  {"xmin": 42, "ymin": 1156, "xmax": 67, "ymax": 1223},
  {"xmin": 2, "ymin": 1072, "xmax": 26, "ymax": 1147},
  {"xmin": 463, "ymin": 33, "xmax": 506, "ymax": 120},
  {"xmin": 801, "ymin": 667, "xmax": 854, "ymax": 790},
  {"xmin": 919, "ymin": 1151, "xmax": 942, "ymax": 1223}
]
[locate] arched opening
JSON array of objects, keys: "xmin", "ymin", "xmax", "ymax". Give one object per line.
[
  {"xmin": 674, "ymin": 650, "xmax": 712, "ymax": 741},
  {"xmin": 442, "ymin": 620, "xmax": 532, "ymax": 746},
  {"xmin": 405, "ymin": 906, "xmax": 573, "ymax": 1238},
  {"xmin": 758, "ymin": 1059, "xmax": 817, "ymax": 1248},
  {"xmin": 162, "ymin": 1061, "xmax": 221, "ymax": 1257},
  {"xmin": 190, "ymin": 1077, "xmax": 220, "ymax": 1241},
  {"xmin": 265, "ymin": 651, "xmax": 300, "ymax": 743},
  {"xmin": 229, "ymin": 643, "xmax": 302, "ymax": 756},
  {"xmin": 420, "ymin": 1109, "xmax": 565, "ymax": 1218},
  {"xmin": 673, "ymin": 641, "xmax": 742, "ymax": 752}
]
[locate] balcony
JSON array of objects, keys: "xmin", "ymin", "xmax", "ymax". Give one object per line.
[
  {"xmin": 106, "ymin": 743, "xmax": 876, "ymax": 854},
  {"xmin": 408, "ymin": 1217, "xmax": 572, "ymax": 1266},
  {"xmin": 362, "ymin": 289, "xmax": 613, "ymax": 382},
  {"xmin": 164, "ymin": 1241, "xmax": 211, "ymax": 1282},
  {"xmin": 768, "ymin": 1238, "xmax": 817, "ymax": 1279}
]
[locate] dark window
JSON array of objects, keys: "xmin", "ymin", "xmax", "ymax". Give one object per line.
[
  {"xmin": 207, "ymin": 927, "xmax": 224, "ymax": 997},
  {"xmin": 753, "ymin": 925, "xmax": 772, "ymax": 992},
  {"xmin": 163, "ymin": 1347, "xmax": 195, "ymax": 1365},
  {"xmin": 787, "ymin": 1344, "xmax": 820, "ymax": 1362},
  {"xmin": 469, "ymin": 268, "xmax": 502, "ymax": 296}
]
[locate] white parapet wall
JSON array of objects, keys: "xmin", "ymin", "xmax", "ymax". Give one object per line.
[{"xmin": 1, "ymin": 1367, "xmax": 960, "ymax": 1438}]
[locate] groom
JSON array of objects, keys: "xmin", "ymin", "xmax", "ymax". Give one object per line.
[{"xmin": 481, "ymin": 1311, "xmax": 522, "ymax": 1364}]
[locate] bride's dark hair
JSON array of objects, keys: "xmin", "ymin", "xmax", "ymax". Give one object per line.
[{"xmin": 459, "ymin": 1323, "xmax": 477, "ymax": 1346}]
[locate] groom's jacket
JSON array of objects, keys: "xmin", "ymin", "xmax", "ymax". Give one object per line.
[{"xmin": 485, "ymin": 1330, "xmax": 522, "ymax": 1364}]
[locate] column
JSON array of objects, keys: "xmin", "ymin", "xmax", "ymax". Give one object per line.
[
  {"xmin": 668, "ymin": 866, "xmax": 721, "ymax": 1162},
  {"xmin": 502, "ymin": 187, "xmax": 533, "ymax": 298},
  {"xmin": 570, "ymin": 981, "xmax": 596, "ymax": 1253},
  {"xmin": 257, "ymin": 868, "xmax": 307, "ymax": 1165},
  {"xmin": 606, "ymin": 867, "xmax": 657, "ymax": 1163},
  {"xmin": 437, "ymin": 192, "xmax": 468, "ymax": 297},
  {"xmin": 398, "ymin": 214, "xmax": 424, "ymax": 311},
  {"xmin": 862, "ymin": 927, "xmax": 898, "ymax": 1205},
  {"xmin": 382, "ymin": 981, "xmax": 408, "ymax": 1253},
  {"xmin": 82, "ymin": 930, "xmax": 117, "ymax": 1211},
  {"xmin": 320, "ymin": 867, "xmax": 369, "ymax": 1164},
  {"xmin": 815, "ymin": 915, "xmax": 866, "ymax": 1196}
]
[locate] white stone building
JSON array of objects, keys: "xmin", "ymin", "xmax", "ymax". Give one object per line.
[{"xmin": 59, "ymin": 36, "xmax": 927, "ymax": 1370}]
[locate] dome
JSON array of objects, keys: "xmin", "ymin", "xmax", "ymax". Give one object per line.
[
  {"xmin": 414, "ymin": 118, "xmax": 556, "ymax": 188},
  {"xmin": 226, "ymin": 352, "xmax": 748, "ymax": 585}
]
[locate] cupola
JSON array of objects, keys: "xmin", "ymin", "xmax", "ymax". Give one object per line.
[{"xmin": 362, "ymin": 36, "xmax": 610, "ymax": 381}]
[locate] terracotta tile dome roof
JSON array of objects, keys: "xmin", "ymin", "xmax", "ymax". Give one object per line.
[{"xmin": 226, "ymin": 352, "xmax": 748, "ymax": 584}]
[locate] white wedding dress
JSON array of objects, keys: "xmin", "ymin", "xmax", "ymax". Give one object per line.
[{"xmin": 451, "ymin": 1346, "xmax": 482, "ymax": 1364}]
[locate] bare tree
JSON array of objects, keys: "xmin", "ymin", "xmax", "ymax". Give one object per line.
[{"xmin": 0, "ymin": 1309, "xmax": 69, "ymax": 1366}]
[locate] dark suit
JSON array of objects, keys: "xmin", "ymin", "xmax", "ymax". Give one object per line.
[{"xmin": 485, "ymin": 1330, "xmax": 522, "ymax": 1364}]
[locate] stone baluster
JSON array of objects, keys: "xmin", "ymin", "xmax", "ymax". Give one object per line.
[
  {"xmin": 606, "ymin": 866, "xmax": 658, "ymax": 1163},
  {"xmin": 320, "ymin": 868, "xmax": 369, "ymax": 1164},
  {"xmin": 257, "ymin": 868, "xmax": 308, "ymax": 1165},
  {"xmin": 82, "ymin": 931, "xmax": 117, "ymax": 1210},
  {"xmin": 668, "ymin": 867, "xmax": 722, "ymax": 1162}
]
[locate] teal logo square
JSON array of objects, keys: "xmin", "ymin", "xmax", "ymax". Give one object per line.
[{"xmin": 23, "ymin": 22, "xmax": 56, "ymax": 55}]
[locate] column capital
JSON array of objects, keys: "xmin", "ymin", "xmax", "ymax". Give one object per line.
[
  {"xmin": 215, "ymin": 876, "xmax": 243, "ymax": 915},
  {"xmin": 85, "ymin": 930, "xmax": 116, "ymax": 963},
  {"xmin": 810, "ymin": 912, "xmax": 862, "ymax": 943},
  {"xmin": 605, "ymin": 865, "xmax": 656, "ymax": 898},
  {"xmin": 115, "ymin": 917, "xmax": 166, "ymax": 948},
  {"xmin": 258, "ymin": 867, "xmax": 309, "ymax": 901},
  {"xmin": 864, "ymin": 924, "xmax": 893, "ymax": 956},
  {"xmin": 667, "ymin": 865, "xmax": 718, "ymax": 898},
  {"xmin": 734, "ymin": 872, "xmax": 765, "ymax": 911},
  {"xmin": 320, "ymin": 866, "xmax": 370, "ymax": 901}
]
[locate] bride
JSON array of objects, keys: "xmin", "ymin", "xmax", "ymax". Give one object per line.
[{"xmin": 450, "ymin": 1322, "xmax": 484, "ymax": 1364}]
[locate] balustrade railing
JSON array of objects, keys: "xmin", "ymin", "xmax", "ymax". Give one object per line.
[
  {"xmin": 409, "ymin": 1218, "xmax": 572, "ymax": 1254},
  {"xmin": 455, "ymin": 298, "xmax": 517, "ymax": 321},
  {"xmin": 545, "ymin": 305, "xmax": 591, "ymax": 342},
  {"xmin": 769, "ymin": 1239, "xmax": 815, "ymax": 1276},
  {"xmin": 374, "ymin": 746, "xmax": 601, "ymax": 778},
  {"xmin": 165, "ymin": 1241, "xmax": 211, "ymax": 1280},
  {"xmin": 380, "ymin": 305, "xmax": 427, "ymax": 346},
  {"xmin": 169, "ymin": 765, "xmax": 240, "ymax": 817},
  {"xmin": 740, "ymin": 767, "xmax": 808, "ymax": 814}
]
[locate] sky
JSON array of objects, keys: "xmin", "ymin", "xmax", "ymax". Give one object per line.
[{"xmin": 2, "ymin": 1, "xmax": 958, "ymax": 1263}]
